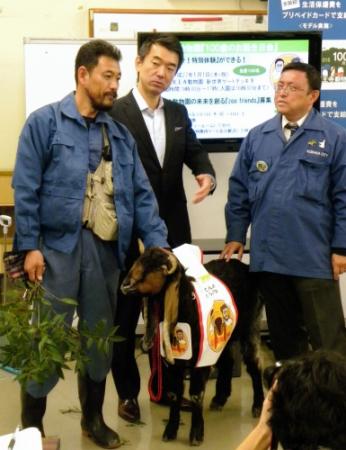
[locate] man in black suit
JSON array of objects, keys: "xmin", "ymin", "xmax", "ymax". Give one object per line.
[{"xmin": 109, "ymin": 34, "xmax": 216, "ymax": 422}]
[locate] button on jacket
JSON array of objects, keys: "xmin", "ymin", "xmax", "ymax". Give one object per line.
[
  {"xmin": 226, "ymin": 108, "xmax": 346, "ymax": 279},
  {"xmin": 13, "ymin": 93, "xmax": 168, "ymax": 267}
]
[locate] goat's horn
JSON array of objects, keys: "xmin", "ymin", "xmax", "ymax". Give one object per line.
[
  {"xmin": 165, "ymin": 252, "xmax": 178, "ymax": 275},
  {"xmin": 137, "ymin": 239, "xmax": 145, "ymax": 255}
]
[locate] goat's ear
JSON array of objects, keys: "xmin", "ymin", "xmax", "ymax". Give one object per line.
[
  {"xmin": 162, "ymin": 252, "xmax": 178, "ymax": 275},
  {"xmin": 162, "ymin": 271, "xmax": 181, "ymax": 364}
]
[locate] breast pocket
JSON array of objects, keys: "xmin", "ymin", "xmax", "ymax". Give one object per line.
[
  {"xmin": 51, "ymin": 132, "xmax": 75, "ymax": 161},
  {"xmin": 115, "ymin": 150, "xmax": 134, "ymax": 210},
  {"xmin": 248, "ymin": 159, "xmax": 271, "ymax": 203},
  {"xmin": 297, "ymin": 158, "xmax": 330, "ymax": 204},
  {"xmin": 47, "ymin": 132, "xmax": 79, "ymax": 180}
]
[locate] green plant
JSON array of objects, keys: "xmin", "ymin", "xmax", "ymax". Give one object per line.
[{"xmin": 0, "ymin": 281, "xmax": 123, "ymax": 386}]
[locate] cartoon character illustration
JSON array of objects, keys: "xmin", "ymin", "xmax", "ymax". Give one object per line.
[
  {"xmin": 207, "ymin": 300, "xmax": 235, "ymax": 352},
  {"xmin": 171, "ymin": 327, "xmax": 188, "ymax": 355},
  {"xmin": 272, "ymin": 57, "xmax": 285, "ymax": 84}
]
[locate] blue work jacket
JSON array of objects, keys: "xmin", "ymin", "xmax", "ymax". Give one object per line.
[
  {"xmin": 13, "ymin": 93, "xmax": 168, "ymax": 268},
  {"xmin": 226, "ymin": 109, "xmax": 346, "ymax": 279}
]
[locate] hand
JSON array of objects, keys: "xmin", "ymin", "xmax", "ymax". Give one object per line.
[
  {"xmin": 220, "ymin": 241, "xmax": 244, "ymax": 261},
  {"xmin": 331, "ymin": 253, "xmax": 346, "ymax": 280},
  {"xmin": 258, "ymin": 383, "xmax": 275, "ymax": 429},
  {"xmin": 24, "ymin": 250, "xmax": 46, "ymax": 282},
  {"xmin": 192, "ymin": 174, "xmax": 213, "ymax": 204},
  {"xmin": 234, "ymin": 385, "xmax": 274, "ymax": 450}
]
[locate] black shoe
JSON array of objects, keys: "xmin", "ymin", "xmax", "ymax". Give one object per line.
[
  {"xmin": 78, "ymin": 373, "xmax": 121, "ymax": 449},
  {"xmin": 81, "ymin": 415, "xmax": 121, "ymax": 449},
  {"xmin": 118, "ymin": 398, "xmax": 140, "ymax": 423}
]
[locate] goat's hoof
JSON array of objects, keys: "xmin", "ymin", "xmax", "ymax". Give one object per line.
[
  {"xmin": 209, "ymin": 398, "xmax": 224, "ymax": 411},
  {"xmin": 162, "ymin": 427, "xmax": 177, "ymax": 442},
  {"xmin": 189, "ymin": 434, "xmax": 204, "ymax": 446},
  {"xmin": 189, "ymin": 428, "xmax": 204, "ymax": 446},
  {"xmin": 190, "ymin": 438, "xmax": 203, "ymax": 446}
]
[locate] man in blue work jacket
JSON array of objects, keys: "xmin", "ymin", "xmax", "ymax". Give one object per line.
[
  {"xmin": 222, "ymin": 62, "xmax": 346, "ymax": 361},
  {"xmin": 12, "ymin": 39, "xmax": 168, "ymax": 449}
]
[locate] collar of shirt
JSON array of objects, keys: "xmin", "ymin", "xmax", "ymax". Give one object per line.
[
  {"xmin": 282, "ymin": 114, "xmax": 307, "ymax": 130},
  {"xmin": 132, "ymin": 86, "xmax": 164, "ymax": 113},
  {"xmin": 132, "ymin": 87, "xmax": 166, "ymax": 167},
  {"xmin": 282, "ymin": 113, "xmax": 307, "ymax": 141}
]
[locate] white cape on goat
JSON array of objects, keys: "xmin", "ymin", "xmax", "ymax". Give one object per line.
[{"xmin": 160, "ymin": 244, "xmax": 238, "ymax": 367}]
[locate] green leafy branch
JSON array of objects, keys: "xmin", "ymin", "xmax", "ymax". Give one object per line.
[{"xmin": 0, "ymin": 282, "xmax": 124, "ymax": 386}]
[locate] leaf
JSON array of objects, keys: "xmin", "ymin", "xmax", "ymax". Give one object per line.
[
  {"xmin": 38, "ymin": 335, "xmax": 48, "ymax": 354},
  {"xmin": 60, "ymin": 297, "xmax": 78, "ymax": 306}
]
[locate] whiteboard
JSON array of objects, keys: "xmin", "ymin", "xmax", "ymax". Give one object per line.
[
  {"xmin": 24, "ymin": 38, "xmax": 137, "ymax": 117},
  {"xmin": 89, "ymin": 10, "xmax": 268, "ymax": 39}
]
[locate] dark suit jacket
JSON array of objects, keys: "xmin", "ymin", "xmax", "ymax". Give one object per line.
[{"xmin": 109, "ymin": 91, "xmax": 215, "ymax": 247}]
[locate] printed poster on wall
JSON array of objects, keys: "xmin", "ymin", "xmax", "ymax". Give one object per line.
[{"xmin": 268, "ymin": 0, "xmax": 346, "ymax": 129}]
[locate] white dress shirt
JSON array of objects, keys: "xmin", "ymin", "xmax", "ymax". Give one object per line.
[
  {"xmin": 282, "ymin": 114, "xmax": 307, "ymax": 141},
  {"xmin": 132, "ymin": 87, "xmax": 166, "ymax": 167}
]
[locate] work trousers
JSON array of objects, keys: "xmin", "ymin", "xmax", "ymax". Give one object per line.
[
  {"xmin": 259, "ymin": 272, "xmax": 346, "ymax": 360},
  {"xmin": 26, "ymin": 229, "xmax": 120, "ymax": 398}
]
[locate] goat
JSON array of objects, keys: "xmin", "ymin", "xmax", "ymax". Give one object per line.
[{"xmin": 121, "ymin": 247, "xmax": 264, "ymax": 446}]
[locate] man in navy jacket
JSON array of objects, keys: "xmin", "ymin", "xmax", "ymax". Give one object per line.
[
  {"xmin": 222, "ymin": 62, "xmax": 346, "ymax": 361},
  {"xmin": 13, "ymin": 39, "xmax": 168, "ymax": 449}
]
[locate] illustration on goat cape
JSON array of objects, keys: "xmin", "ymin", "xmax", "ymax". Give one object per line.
[
  {"xmin": 160, "ymin": 244, "xmax": 238, "ymax": 367},
  {"xmin": 160, "ymin": 322, "xmax": 192, "ymax": 360}
]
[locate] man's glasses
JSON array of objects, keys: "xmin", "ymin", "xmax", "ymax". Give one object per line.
[{"xmin": 274, "ymin": 84, "xmax": 307, "ymax": 94}]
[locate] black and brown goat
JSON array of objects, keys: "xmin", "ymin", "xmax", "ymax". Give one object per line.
[{"xmin": 121, "ymin": 248, "xmax": 264, "ymax": 446}]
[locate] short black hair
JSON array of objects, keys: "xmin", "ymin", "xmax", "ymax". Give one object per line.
[
  {"xmin": 75, "ymin": 39, "xmax": 122, "ymax": 83},
  {"xmin": 138, "ymin": 33, "xmax": 184, "ymax": 71},
  {"xmin": 281, "ymin": 61, "xmax": 321, "ymax": 91},
  {"xmin": 269, "ymin": 351, "xmax": 346, "ymax": 450}
]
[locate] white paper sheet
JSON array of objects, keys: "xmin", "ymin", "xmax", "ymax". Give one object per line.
[{"xmin": 0, "ymin": 427, "xmax": 42, "ymax": 450}]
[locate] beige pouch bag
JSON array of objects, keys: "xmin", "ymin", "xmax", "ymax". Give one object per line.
[{"xmin": 82, "ymin": 125, "xmax": 118, "ymax": 241}]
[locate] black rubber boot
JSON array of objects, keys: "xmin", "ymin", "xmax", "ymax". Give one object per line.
[
  {"xmin": 20, "ymin": 389, "xmax": 46, "ymax": 436},
  {"xmin": 78, "ymin": 373, "xmax": 121, "ymax": 449}
]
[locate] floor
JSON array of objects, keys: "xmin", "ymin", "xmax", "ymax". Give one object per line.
[{"xmin": 0, "ymin": 343, "xmax": 274, "ymax": 450}]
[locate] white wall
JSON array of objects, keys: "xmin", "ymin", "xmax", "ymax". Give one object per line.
[
  {"xmin": 184, "ymin": 152, "xmax": 237, "ymax": 240},
  {"xmin": 0, "ymin": 0, "xmax": 267, "ymax": 171}
]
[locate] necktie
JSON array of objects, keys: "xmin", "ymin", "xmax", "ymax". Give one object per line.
[{"xmin": 285, "ymin": 123, "xmax": 299, "ymax": 140}]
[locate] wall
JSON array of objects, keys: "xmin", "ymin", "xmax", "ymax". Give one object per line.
[{"xmin": 0, "ymin": 0, "xmax": 266, "ymax": 171}]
